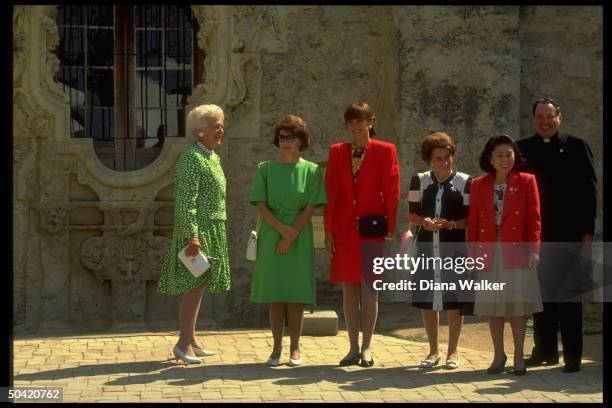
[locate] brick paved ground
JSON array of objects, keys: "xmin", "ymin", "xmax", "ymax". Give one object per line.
[{"xmin": 13, "ymin": 330, "xmax": 602, "ymax": 403}]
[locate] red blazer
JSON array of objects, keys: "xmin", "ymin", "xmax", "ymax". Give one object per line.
[
  {"xmin": 467, "ymin": 171, "xmax": 541, "ymax": 271},
  {"xmin": 324, "ymin": 139, "xmax": 400, "ymax": 240}
]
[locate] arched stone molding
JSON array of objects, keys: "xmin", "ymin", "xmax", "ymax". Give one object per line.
[{"xmin": 13, "ymin": 4, "xmax": 284, "ymax": 329}]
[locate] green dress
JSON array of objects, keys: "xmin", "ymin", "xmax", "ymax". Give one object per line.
[
  {"xmin": 157, "ymin": 143, "xmax": 231, "ymax": 295},
  {"xmin": 249, "ymin": 159, "xmax": 327, "ymax": 304}
]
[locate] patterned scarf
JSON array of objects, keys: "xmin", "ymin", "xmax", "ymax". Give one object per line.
[{"xmin": 351, "ymin": 145, "xmax": 368, "ymax": 179}]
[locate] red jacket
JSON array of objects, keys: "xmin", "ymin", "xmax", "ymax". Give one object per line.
[
  {"xmin": 467, "ymin": 171, "xmax": 541, "ymax": 271},
  {"xmin": 324, "ymin": 139, "xmax": 400, "ymax": 240}
]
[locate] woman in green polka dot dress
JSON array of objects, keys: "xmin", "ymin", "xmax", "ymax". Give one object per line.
[{"xmin": 157, "ymin": 104, "xmax": 231, "ymax": 364}]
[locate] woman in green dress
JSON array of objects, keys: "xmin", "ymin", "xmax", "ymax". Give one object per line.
[
  {"xmin": 249, "ymin": 115, "xmax": 327, "ymax": 367},
  {"xmin": 157, "ymin": 104, "xmax": 231, "ymax": 364}
]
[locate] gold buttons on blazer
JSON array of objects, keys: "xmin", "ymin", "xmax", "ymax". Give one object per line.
[
  {"xmin": 480, "ymin": 229, "xmax": 485, "ymax": 233},
  {"xmin": 515, "ymin": 211, "xmax": 520, "ymax": 215},
  {"xmin": 512, "ymin": 227, "xmax": 516, "ymax": 231}
]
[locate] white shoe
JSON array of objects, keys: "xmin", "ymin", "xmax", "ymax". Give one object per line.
[
  {"xmin": 192, "ymin": 346, "xmax": 215, "ymax": 357},
  {"xmin": 445, "ymin": 359, "xmax": 459, "ymax": 369},
  {"xmin": 172, "ymin": 346, "xmax": 202, "ymax": 364},
  {"xmin": 266, "ymin": 357, "xmax": 281, "ymax": 367},
  {"xmin": 288, "ymin": 358, "xmax": 303, "ymax": 367},
  {"xmin": 420, "ymin": 356, "xmax": 441, "ymax": 368}
]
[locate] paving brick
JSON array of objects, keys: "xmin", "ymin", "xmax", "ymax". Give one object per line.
[{"xmin": 12, "ymin": 329, "xmax": 603, "ymax": 403}]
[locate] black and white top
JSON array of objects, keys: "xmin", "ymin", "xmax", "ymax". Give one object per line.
[
  {"xmin": 408, "ymin": 170, "xmax": 471, "ymax": 310},
  {"xmin": 408, "ymin": 170, "xmax": 471, "ymax": 243}
]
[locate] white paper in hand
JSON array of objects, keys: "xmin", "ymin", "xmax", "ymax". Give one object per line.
[{"xmin": 178, "ymin": 245, "xmax": 211, "ymax": 278}]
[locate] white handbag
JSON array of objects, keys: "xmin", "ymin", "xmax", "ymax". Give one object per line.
[
  {"xmin": 400, "ymin": 227, "xmax": 421, "ymax": 259},
  {"xmin": 246, "ymin": 228, "xmax": 258, "ymax": 261},
  {"xmin": 400, "ymin": 229, "xmax": 416, "ymax": 258},
  {"xmin": 246, "ymin": 162, "xmax": 269, "ymax": 261}
]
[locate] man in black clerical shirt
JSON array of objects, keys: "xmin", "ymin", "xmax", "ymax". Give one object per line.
[{"xmin": 517, "ymin": 98, "xmax": 597, "ymax": 373}]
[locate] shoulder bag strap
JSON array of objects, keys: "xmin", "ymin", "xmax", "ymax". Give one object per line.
[{"xmin": 255, "ymin": 161, "xmax": 272, "ymax": 234}]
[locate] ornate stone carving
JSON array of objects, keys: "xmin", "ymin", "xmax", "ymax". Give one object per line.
[
  {"xmin": 31, "ymin": 114, "xmax": 55, "ymax": 139},
  {"xmin": 12, "ymin": 6, "xmax": 67, "ymax": 144},
  {"xmin": 190, "ymin": 5, "xmax": 266, "ymax": 109},
  {"xmin": 80, "ymin": 234, "xmax": 171, "ymax": 324},
  {"xmin": 231, "ymin": 6, "xmax": 287, "ymax": 54},
  {"xmin": 109, "ymin": 209, "xmax": 147, "ymax": 237},
  {"xmin": 13, "ymin": 7, "xmax": 27, "ymax": 88},
  {"xmin": 43, "ymin": 205, "xmax": 68, "ymax": 234},
  {"xmin": 13, "ymin": 92, "xmax": 56, "ymax": 139},
  {"xmin": 36, "ymin": 6, "xmax": 68, "ymax": 104}
]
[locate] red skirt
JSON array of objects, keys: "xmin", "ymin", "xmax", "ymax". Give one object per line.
[{"xmin": 330, "ymin": 236, "xmax": 384, "ymax": 284}]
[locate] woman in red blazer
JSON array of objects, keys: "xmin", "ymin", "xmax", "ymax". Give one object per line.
[
  {"xmin": 468, "ymin": 135, "xmax": 543, "ymax": 376},
  {"xmin": 324, "ymin": 102, "xmax": 400, "ymax": 368}
]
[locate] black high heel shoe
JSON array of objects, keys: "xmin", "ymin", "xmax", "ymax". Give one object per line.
[
  {"xmin": 513, "ymin": 358, "xmax": 527, "ymax": 376},
  {"xmin": 339, "ymin": 354, "xmax": 361, "ymax": 367},
  {"xmin": 359, "ymin": 353, "xmax": 374, "ymax": 368},
  {"xmin": 486, "ymin": 354, "xmax": 507, "ymax": 374}
]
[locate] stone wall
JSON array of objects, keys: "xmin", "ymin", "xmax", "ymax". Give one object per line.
[{"xmin": 12, "ymin": 5, "xmax": 603, "ymax": 332}]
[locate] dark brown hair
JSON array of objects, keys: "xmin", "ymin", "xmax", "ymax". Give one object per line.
[
  {"xmin": 420, "ymin": 131, "xmax": 456, "ymax": 163},
  {"xmin": 273, "ymin": 114, "xmax": 313, "ymax": 151},
  {"xmin": 344, "ymin": 102, "xmax": 377, "ymax": 137}
]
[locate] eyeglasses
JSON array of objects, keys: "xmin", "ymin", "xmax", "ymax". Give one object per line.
[{"xmin": 279, "ymin": 134, "xmax": 298, "ymax": 143}]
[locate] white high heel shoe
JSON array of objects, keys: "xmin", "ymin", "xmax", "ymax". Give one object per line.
[
  {"xmin": 266, "ymin": 349, "xmax": 282, "ymax": 367},
  {"xmin": 172, "ymin": 346, "xmax": 202, "ymax": 364},
  {"xmin": 288, "ymin": 358, "xmax": 303, "ymax": 367},
  {"xmin": 192, "ymin": 346, "xmax": 215, "ymax": 357}
]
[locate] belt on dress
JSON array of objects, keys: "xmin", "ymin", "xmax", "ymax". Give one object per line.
[{"xmin": 270, "ymin": 208, "xmax": 302, "ymax": 216}]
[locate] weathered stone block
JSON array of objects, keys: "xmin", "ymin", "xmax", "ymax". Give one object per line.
[{"xmin": 302, "ymin": 309, "xmax": 339, "ymax": 336}]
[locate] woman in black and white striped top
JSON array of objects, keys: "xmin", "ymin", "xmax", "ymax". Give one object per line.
[{"xmin": 407, "ymin": 132, "xmax": 472, "ymax": 370}]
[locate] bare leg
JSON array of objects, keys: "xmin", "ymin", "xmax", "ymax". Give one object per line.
[
  {"xmin": 489, "ymin": 316, "xmax": 506, "ymax": 366},
  {"xmin": 269, "ymin": 303, "xmax": 286, "ymax": 359},
  {"xmin": 510, "ymin": 315, "xmax": 527, "ymax": 370},
  {"xmin": 342, "ymin": 283, "xmax": 361, "ymax": 360},
  {"xmin": 421, "ymin": 309, "xmax": 440, "ymax": 360},
  {"xmin": 287, "ymin": 303, "xmax": 305, "ymax": 360},
  {"xmin": 360, "ymin": 299, "xmax": 378, "ymax": 361},
  {"xmin": 190, "ymin": 284, "xmax": 207, "ymax": 349},
  {"xmin": 447, "ymin": 309, "xmax": 463, "ymax": 361},
  {"xmin": 177, "ymin": 281, "xmax": 208, "ymax": 356}
]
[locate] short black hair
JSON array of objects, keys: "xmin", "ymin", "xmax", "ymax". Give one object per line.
[
  {"xmin": 532, "ymin": 97, "xmax": 561, "ymax": 116},
  {"xmin": 479, "ymin": 134, "xmax": 523, "ymax": 174}
]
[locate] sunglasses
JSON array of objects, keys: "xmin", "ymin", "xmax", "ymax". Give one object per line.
[{"xmin": 278, "ymin": 134, "xmax": 298, "ymax": 143}]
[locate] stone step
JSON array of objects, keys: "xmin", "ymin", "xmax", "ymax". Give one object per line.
[{"xmin": 302, "ymin": 308, "xmax": 338, "ymax": 336}]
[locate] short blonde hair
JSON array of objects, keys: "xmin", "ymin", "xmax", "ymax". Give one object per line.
[{"xmin": 186, "ymin": 104, "xmax": 224, "ymax": 139}]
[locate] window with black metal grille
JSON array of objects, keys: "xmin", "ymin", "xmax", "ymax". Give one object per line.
[{"xmin": 55, "ymin": 5, "xmax": 199, "ymax": 171}]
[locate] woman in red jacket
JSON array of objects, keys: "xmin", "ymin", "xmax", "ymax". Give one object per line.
[
  {"xmin": 324, "ymin": 102, "xmax": 400, "ymax": 367},
  {"xmin": 468, "ymin": 135, "xmax": 543, "ymax": 376}
]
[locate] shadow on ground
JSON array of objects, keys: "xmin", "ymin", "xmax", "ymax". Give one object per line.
[{"xmin": 15, "ymin": 358, "xmax": 602, "ymax": 396}]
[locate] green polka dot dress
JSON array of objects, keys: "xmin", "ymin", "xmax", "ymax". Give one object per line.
[{"xmin": 157, "ymin": 142, "xmax": 231, "ymax": 295}]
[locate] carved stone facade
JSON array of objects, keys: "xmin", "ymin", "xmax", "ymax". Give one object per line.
[{"xmin": 13, "ymin": 5, "xmax": 603, "ymax": 332}]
